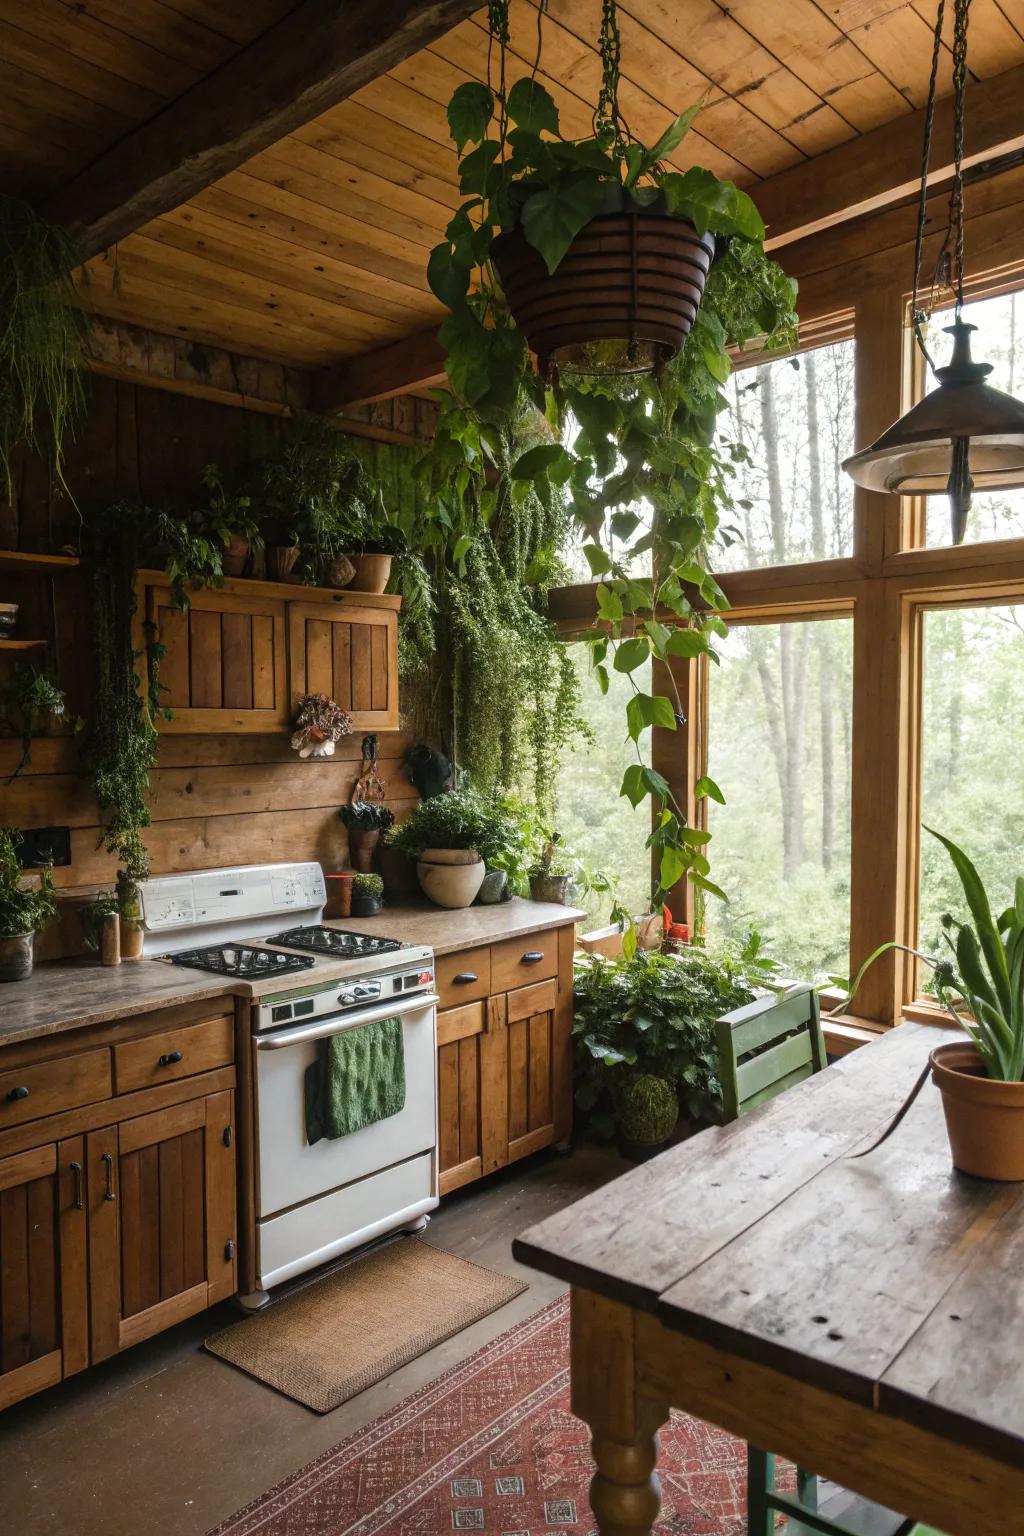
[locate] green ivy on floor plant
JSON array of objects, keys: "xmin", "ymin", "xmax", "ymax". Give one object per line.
[{"xmin": 421, "ymin": 0, "xmax": 798, "ymax": 935}]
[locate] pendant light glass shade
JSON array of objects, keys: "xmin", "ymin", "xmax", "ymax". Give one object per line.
[{"xmin": 843, "ymin": 321, "xmax": 1024, "ymax": 542}]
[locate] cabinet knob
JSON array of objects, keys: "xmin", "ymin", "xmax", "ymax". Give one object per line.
[
  {"xmin": 453, "ymin": 972, "xmax": 478, "ymax": 984},
  {"xmin": 159, "ymin": 1050, "xmax": 184, "ymax": 1066},
  {"xmin": 6, "ymin": 1085, "xmax": 29, "ymax": 1102},
  {"xmin": 522, "ymin": 951, "xmax": 544, "ymax": 965}
]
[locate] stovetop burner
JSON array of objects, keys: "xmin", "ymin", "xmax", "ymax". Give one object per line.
[
  {"xmin": 170, "ymin": 944, "xmax": 317, "ymax": 979},
  {"xmin": 266, "ymin": 925, "xmax": 404, "ymax": 958}
]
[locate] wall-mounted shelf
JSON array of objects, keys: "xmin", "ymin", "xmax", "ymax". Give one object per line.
[
  {"xmin": 0, "ymin": 638, "xmax": 48, "ymax": 650},
  {"xmin": 0, "ymin": 550, "xmax": 80, "ymax": 573}
]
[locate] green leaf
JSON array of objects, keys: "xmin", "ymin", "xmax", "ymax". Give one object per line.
[
  {"xmin": 694, "ymin": 773, "xmax": 725, "ymax": 804},
  {"xmin": 452, "ymin": 533, "xmax": 473, "ymax": 571},
  {"xmin": 659, "ymin": 166, "xmax": 765, "ymax": 240},
  {"xmin": 447, "ymin": 82, "xmax": 494, "ymax": 151},
  {"xmin": 594, "ymin": 662, "xmax": 609, "ymax": 695},
  {"xmin": 596, "ymin": 583, "xmax": 623, "ymax": 623},
  {"xmin": 625, "ymin": 692, "xmax": 676, "ymax": 740},
  {"xmin": 613, "ymin": 636, "xmax": 650, "ymax": 673},
  {"xmin": 642, "ymin": 100, "xmax": 703, "ymax": 171},
  {"xmin": 690, "ymin": 872, "xmax": 728, "ymax": 901},
  {"xmin": 506, "ymin": 77, "xmax": 560, "ymax": 136},
  {"xmin": 459, "ymin": 139, "xmax": 501, "ymax": 196},
  {"xmin": 510, "ymin": 442, "xmax": 569, "ymax": 480},
  {"xmin": 664, "ymin": 627, "xmax": 707, "ymax": 659},
  {"xmin": 926, "ymin": 825, "xmax": 1012, "ymax": 1018},
  {"xmin": 583, "ymin": 542, "xmax": 613, "ymax": 576},
  {"xmin": 427, "ymin": 243, "xmax": 471, "ymax": 308},
  {"xmin": 521, "ymin": 173, "xmax": 611, "ymax": 274}
]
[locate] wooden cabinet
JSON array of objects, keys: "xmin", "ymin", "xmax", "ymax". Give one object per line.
[
  {"xmin": 0, "ymin": 1139, "xmax": 87, "ymax": 1411},
  {"xmin": 0, "ymin": 998, "xmax": 237, "ymax": 1410},
  {"xmin": 138, "ymin": 570, "xmax": 400, "ymax": 734},
  {"xmin": 436, "ymin": 922, "xmax": 574, "ymax": 1197}
]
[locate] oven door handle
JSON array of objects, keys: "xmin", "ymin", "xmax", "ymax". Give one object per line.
[{"xmin": 256, "ymin": 993, "xmax": 439, "ymax": 1049}]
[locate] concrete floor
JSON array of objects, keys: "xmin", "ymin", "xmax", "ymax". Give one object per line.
[{"xmin": 1, "ymin": 1144, "xmax": 625, "ymax": 1536}]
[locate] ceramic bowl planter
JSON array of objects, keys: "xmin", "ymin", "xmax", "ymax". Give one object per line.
[
  {"xmin": 530, "ymin": 871, "xmax": 572, "ymax": 905},
  {"xmin": 0, "ymin": 932, "xmax": 33, "ymax": 982},
  {"xmin": 221, "ymin": 533, "xmax": 251, "ymax": 578},
  {"xmin": 931, "ymin": 1042, "xmax": 1024, "ymax": 1180},
  {"xmin": 351, "ymin": 892, "xmax": 383, "ymax": 917},
  {"xmin": 267, "ymin": 545, "xmax": 300, "ymax": 582},
  {"xmin": 476, "ymin": 868, "xmax": 508, "ymax": 905},
  {"xmin": 349, "ymin": 553, "xmax": 392, "ymax": 594},
  {"xmin": 417, "ymin": 848, "xmax": 485, "ymax": 909},
  {"xmin": 492, "ymin": 210, "xmax": 716, "ymax": 379}
]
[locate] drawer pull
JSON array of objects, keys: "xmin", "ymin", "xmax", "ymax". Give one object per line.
[
  {"xmin": 159, "ymin": 1050, "xmax": 184, "ymax": 1066},
  {"xmin": 70, "ymin": 1160, "xmax": 84, "ymax": 1211},
  {"xmin": 102, "ymin": 1151, "xmax": 116, "ymax": 1202},
  {"xmin": 6, "ymin": 1085, "xmax": 30, "ymax": 1102},
  {"xmin": 521, "ymin": 950, "xmax": 545, "ymax": 964},
  {"xmin": 454, "ymin": 972, "xmax": 478, "ymax": 984}
]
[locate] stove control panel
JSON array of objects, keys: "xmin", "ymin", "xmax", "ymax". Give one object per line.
[
  {"xmin": 140, "ymin": 861, "xmax": 327, "ymax": 955},
  {"xmin": 338, "ymin": 981, "xmax": 383, "ymax": 1007}
]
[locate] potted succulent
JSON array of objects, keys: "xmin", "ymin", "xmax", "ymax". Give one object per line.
[
  {"xmin": 387, "ymin": 786, "xmax": 491, "ymax": 909},
  {"xmin": 0, "ymin": 827, "xmax": 57, "ymax": 982},
  {"xmin": 529, "ymin": 831, "xmax": 577, "ymax": 905},
  {"xmin": 339, "ymin": 801, "xmax": 394, "ymax": 873},
  {"xmin": 838, "ymin": 828, "xmax": 1024, "ymax": 1181},
  {"xmin": 618, "ymin": 1074, "xmax": 679, "ymax": 1162},
  {"xmin": 351, "ymin": 872, "xmax": 384, "ymax": 917},
  {"xmin": 198, "ymin": 463, "xmax": 261, "ymax": 577}
]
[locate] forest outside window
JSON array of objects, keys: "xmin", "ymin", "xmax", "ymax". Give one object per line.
[
  {"xmin": 703, "ymin": 617, "xmax": 853, "ymax": 981},
  {"xmin": 713, "ymin": 339, "xmax": 855, "ymax": 572}
]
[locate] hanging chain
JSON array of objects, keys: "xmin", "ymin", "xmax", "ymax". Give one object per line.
[
  {"xmin": 594, "ymin": 0, "xmax": 626, "ymax": 143},
  {"xmin": 911, "ymin": 0, "xmax": 973, "ymax": 367}
]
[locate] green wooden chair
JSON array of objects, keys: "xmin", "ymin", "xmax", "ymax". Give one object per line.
[{"xmin": 714, "ymin": 991, "xmax": 945, "ymax": 1536}]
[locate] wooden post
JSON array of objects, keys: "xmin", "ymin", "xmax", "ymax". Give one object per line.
[{"xmin": 651, "ymin": 653, "xmax": 703, "ymax": 929}]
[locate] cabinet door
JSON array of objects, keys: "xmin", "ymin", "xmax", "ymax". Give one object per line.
[
  {"xmin": 0, "ymin": 1138, "xmax": 87, "ymax": 1411},
  {"xmin": 289, "ymin": 600, "xmax": 398, "ymax": 730},
  {"xmin": 504, "ymin": 979, "xmax": 562, "ymax": 1164},
  {"xmin": 436, "ymin": 1001, "xmax": 509, "ymax": 1195},
  {"xmin": 88, "ymin": 1092, "xmax": 236, "ymax": 1362},
  {"xmin": 142, "ymin": 577, "xmax": 289, "ymax": 732}
]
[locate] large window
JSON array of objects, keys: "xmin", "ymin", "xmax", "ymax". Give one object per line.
[
  {"xmin": 704, "ymin": 618, "xmax": 853, "ymax": 980},
  {"xmin": 923, "ymin": 292, "xmax": 1024, "ymax": 546},
  {"xmin": 918, "ymin": 604, "xmax": 1024, "ymax": 970},
  {"xmin": 713, "ymin": 339, "xmax": 856, "ymax": 571}
]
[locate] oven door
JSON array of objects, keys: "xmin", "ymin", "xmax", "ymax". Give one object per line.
[{"xmin": 254, "ymin": 992, "xmax": 439, "ymax": 1219}]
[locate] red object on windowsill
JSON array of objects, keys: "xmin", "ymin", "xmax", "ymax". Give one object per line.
[{"xmin": 662, "ymin": 905, "xmax": 690, "ymax": 943}]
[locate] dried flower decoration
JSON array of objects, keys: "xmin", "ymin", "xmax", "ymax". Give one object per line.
[{"xmin": 290, "ymin": 692, "xmax": 352, "ymax": 760}]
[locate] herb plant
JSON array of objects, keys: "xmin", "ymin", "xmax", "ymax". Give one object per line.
[
  {"xmin": 0, "ymin": 827, "xmax": 57, "ymax": 939},
  {"xmin": 352, "ymin": 873, "xmax": 384, "ymax": 898},
  {"xmin": 338, "ymin": 802, "xmax": 395, "ymax": 833}
]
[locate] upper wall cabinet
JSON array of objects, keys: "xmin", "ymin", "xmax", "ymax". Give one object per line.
[{"xmin": 137, "ymin": 573, "xmax": 400, "ymax": 735}]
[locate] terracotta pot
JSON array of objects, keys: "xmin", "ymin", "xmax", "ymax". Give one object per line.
[
  {"xmin": 221, "ymin": 533, "xmax": 251, "ymax": 577},
  {"xmin": 268, "ymin": 545, "xmax": 300, "ymax": 582},
  {"xmin": 931, "ymin": 1042, "xmax": 1024, "ymax": 1180},
  {"xmin": 0, "ymin": 932, "xmax": 33, "ymax": 982},
  {"xmin": 324, "ymin": 872, "xmax": 353, "ymax": 920},
  {"xmin": 476, "ymin": 869, "xmax": 508, "ymax": 905},
  {"xmin": 351, "ymin": 893, "xmax": 382, "ymax": 917},
  {"xmin": 347, "ymin": 827, "xmax": 380, "ymax": 873},
  {"xmin": 325, "ymin": 554, "xmax": 356, "ymax": 589},
  {"xmin": 378, "ymin": 844, "xmax": 419, "ymax": 899},
  {"xmin": 493, "ymin": 210, "xmax": 716, "ymax": 378},
  {"xmin": 530, "ymin": 872, "xmax": 572, "ymax": 905},
  {"xmin": 349, "ymin": 553, "xmax": 392, "ymax": 594},
  {"xmin": 417, "ymin": 850, "xmax": 485, "ymax": 909}
]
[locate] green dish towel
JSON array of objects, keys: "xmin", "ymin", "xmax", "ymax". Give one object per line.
[{"xmin": 304, "ymin": 1016, "xmax": 406, "ymax": 1144}]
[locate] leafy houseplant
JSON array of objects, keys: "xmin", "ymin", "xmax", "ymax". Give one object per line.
[
  {"xmin": 1, "ymin": 662, "xmax": 67, "ymax": 778},
  {"xmin": 573, "ymin": 946, "xmax": 757, "ymax": 1140},
  {"xmin": 339, "ymin": 801, "xmax": 395, "ymax": 873},
  {"xmin": 618, "ymin": 1074, "xmax": 679, "ymax": 1161},
  {"xmin": 529, "ymin": 831, "xmax": 577, "ymax": 905},
  {"xmin": 387, "ymin": 786, "xmax": 491, "ymax": 909},
  {"xmin": 0, "ymin": 827, "xmax": 57, "ymax": 981},
  {"xmin": 351, "ymin": 872, "xmax": 384, "ymax": 917},
  {"xmin": 837, "ymin": 827, "xmax": 1024, "ymax": 1180},
  {"xmin": 248, "ymin": 414, "xmax": 373, "ymax": 586},
  {"xmin": 198, "ymin": 463, "xmax": 261, "ymax": 577}
]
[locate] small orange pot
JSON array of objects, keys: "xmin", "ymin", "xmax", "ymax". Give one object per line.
[
  {"xmin": 324, "ymin": 872, "xmax": 353, "ymax": 920},
  {"xmin": 931, "ymin": 1041, "xmax": 1024, "ymax": 1181}
]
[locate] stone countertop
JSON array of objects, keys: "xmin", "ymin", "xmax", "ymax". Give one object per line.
[{"xmin": 0, "ymin": 897, "xmax": 585, "ymax": 1049}]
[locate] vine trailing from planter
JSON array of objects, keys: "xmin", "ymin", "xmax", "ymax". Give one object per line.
[
  {"xmin": 0, "ymin": 196, "xmax": 86, "ymax": 496},
  {"xmin": 421, "ymin": 0, "xmax": 799, "ymax": 931}
]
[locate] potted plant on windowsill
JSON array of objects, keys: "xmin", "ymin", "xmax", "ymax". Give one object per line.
[
  {"xmin": 339, "ymin": 801, "xmax": 394, "ymax": 873},
  {"xmin": 351, "ymin": 872, "xmax": 384, "ymax": 917},
  {"xmin": 0, "ymin": 827, "xmax": 57, "ymax": 982},
  {"xmin": 529, "ymin": 832, "xmax": 577, "ymax": 905},
  {"xmin": 837, "ymin": 828, "xmax": 1024, "ymax": 1181}
]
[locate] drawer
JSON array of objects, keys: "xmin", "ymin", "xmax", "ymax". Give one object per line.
[
  {"xmin": 506, "ymin": 977, "xmax": 557, "ymax": 1023},
  {"xmin": 0, "ymin": 1048, "xmax": 111, "ymax": 1129},
  {"xmin": 490, "ymin": 932, "xmax": 559, "ymax": 994},
  {"xmin": 437, "ymin": 1000, "xmax": 487, "ymax": 1047},
  {"xmin": 114, "ymin": 1014, "xmax": 234, "ymax": 1094},
  {"xmin": 436, "ymin": 947, "xmax": 491, "ymax": 1010}
]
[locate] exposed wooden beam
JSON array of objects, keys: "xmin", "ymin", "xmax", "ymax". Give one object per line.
[
  {"xmin": 757, "ymin": 63, "xmax": 1024, "ymax": 249},
  {"xmin": 314, "ymin": 327, "xmax": 446, "ymax": 411},
  {"xmin": 46, "ymin": 0, "xmax": 481, "ymax": 262}
]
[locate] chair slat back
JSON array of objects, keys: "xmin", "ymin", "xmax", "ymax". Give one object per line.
[{"xmin": 716, "ymin": 983, "xmax": 827, "ymax": 1122}]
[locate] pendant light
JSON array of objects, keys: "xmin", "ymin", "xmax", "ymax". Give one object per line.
[{"xmin": 842, "ymin": 0, "xmax": 1024, "ymax": 544}]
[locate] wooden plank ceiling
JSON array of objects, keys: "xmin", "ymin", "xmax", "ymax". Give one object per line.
[{"xmin": 4, "ymin": 0, "xmax": 1024, "ymax": 372}]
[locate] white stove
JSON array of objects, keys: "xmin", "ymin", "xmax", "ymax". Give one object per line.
[{"xmin": 138, "ymin": 862, "xmax": 440, "ymax": 1306}]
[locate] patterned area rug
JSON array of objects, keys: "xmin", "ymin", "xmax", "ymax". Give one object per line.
[{"xmin": 209, "ymin": 1293, "xmax": 759, "ymax": 1536}]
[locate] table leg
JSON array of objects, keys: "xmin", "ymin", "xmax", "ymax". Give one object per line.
[{"xmin": 570, "ymin": 1287, "xmax": 670, "ymax": 1536}]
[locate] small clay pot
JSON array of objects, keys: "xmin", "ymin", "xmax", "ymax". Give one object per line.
[
  {"xmin": 476, "ymin": 869, "xmax": 508, "ymax": 905},
  {"xmin": 348, "ymin": 553, "xmax": 392, "ymax": 594},
  {"xmin": 324, "ymin": 872, "xmax": 353, "ymax": 920},
  {"xmin": 348, "ymin": 827, "xmax": 380, "ymax": 873},
  {"xmin": 325, "ymin": 554, "xmax": 356, "ymax": 589},
  {"xmin": 268, "ymin": 545, "xmax": 300, "ymax": 582},
  {"xmin": 417, "ymin": 849, "xmax": 485, "ymax": 909},
  {"xmin": 0, "ymin": 932, "xmax": 33, "ymax": 982},
  {"xmin": 530, "ymin": 872, "xmax": 573, "ymax": 905},
  {"xmin": 931, "ymin": 1042, "xmax": 1024, "ymax": 1180},
  {"xmin": 221, "ymin": 533, "xmax": 251, "ymax": 577},
  {"xmin": 351, "ymin": 893, "xmax": 382, "ymax": 917}
]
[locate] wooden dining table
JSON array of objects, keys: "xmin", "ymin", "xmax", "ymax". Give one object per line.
[{"xmin": 513, "ymin": 1021, "xmax": 1024, "ymax": 1536}]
